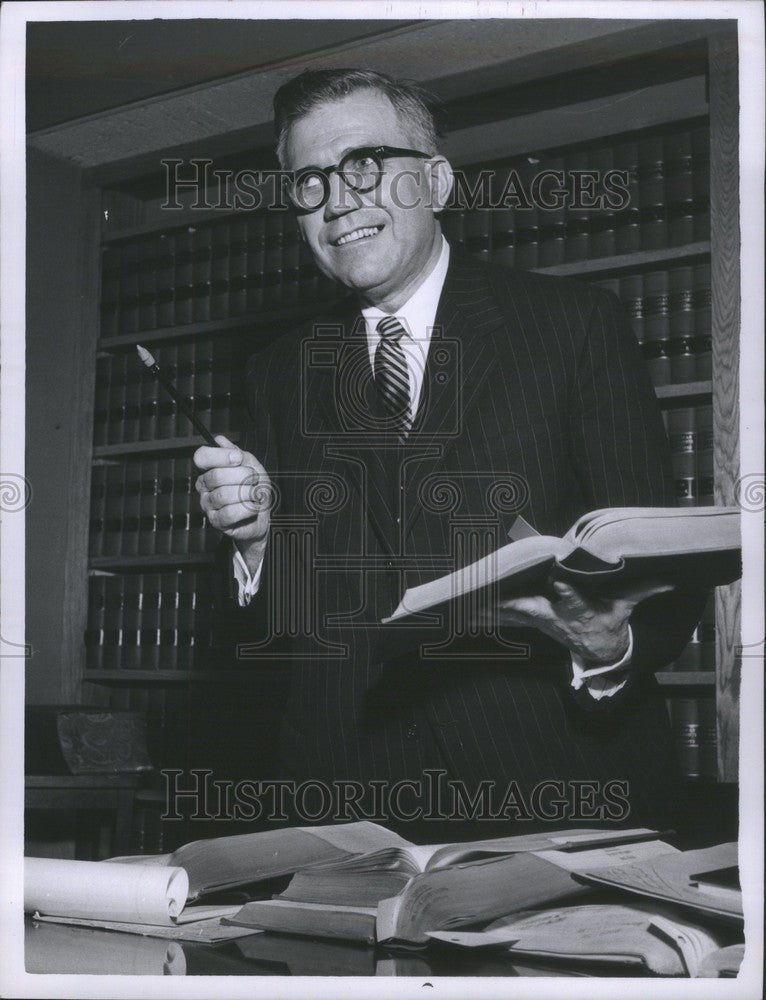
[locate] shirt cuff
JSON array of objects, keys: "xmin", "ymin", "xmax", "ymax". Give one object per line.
[
  {"xmin": 569, "ymin": 626, "xmax": 633, "ymax": 701},
  {"xmin": 232, "ymin": 545, "xmax": 264, "ymax": 606}
]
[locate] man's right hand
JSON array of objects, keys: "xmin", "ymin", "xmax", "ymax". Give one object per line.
[{"xmin": 193, "ymin": 434, "xmax": 272, "ymax": 574}]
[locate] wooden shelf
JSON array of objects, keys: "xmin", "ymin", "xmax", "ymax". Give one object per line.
[
  {"xmin": 98, "ymin": 296, "xmax": 347, "ymax": 351},
  {"xmin": 84, "ymin": 669, "xmax": 276, "ymax": 682},
  {"xmin": 89, "ymin": 553, "xmax": 215, "ymax": 572},
  {"xmin": 654, "ymin": 380, "xmax": 713, "ymax": 404},
  {"xmin": 533, "ymin": 241, "xmax": 710, "ymax": 279},
  {"xmin": 93, "ymin": 433, "xmax": 240, "ymax": 458},
  {"xmin": 656, "ymin": 671, "xmax": 716, "ymax": 687}
]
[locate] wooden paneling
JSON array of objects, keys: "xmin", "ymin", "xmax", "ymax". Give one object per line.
[{"xmin": 708, "ymin": 28, "xmax": 741, "ymax": 782}]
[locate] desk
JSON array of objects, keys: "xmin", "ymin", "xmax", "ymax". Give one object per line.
[
  {"xmin": 24, "ymin": 919, "xmax": 640, "ymax": 978},
  {"xmin": 25, "ymin": 774, "xmax": 141, "ymax": 857}
]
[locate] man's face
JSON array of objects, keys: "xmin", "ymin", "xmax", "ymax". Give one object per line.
[{"xmin": 284, "ymin": 90, "xmax": 442, "ymax": 308}]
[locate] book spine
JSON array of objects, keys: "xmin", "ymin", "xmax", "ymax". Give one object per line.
[
  {"xmin": 263, "ymin": 212, "xmax": 284, "ymax": 309},
  {"xmin": 691, "ymin": 124, "xmax": 711, "ymax": 241},
  {"xmin": 100, "ymin": 245, "xmax": 121, "ymax": 338},
  {"xmin": 171, "ymin": 457, "xmax": 192, "ymax": 555},
  {"xmin": 696, "ymin": 404, "xmax": 714, "ymax": 506},
  {"xmin": 137, "ymin": 235, "xmax": 158, "ymax": 331},
  {"xmin": 123, "ymin": 351, "xmax": 141, "ymax": 444},
  {"xmin": 103, "ymin": 462, "xmax": 125, "ymax": 556},
  {"xmin": 138, "ymin": 459, "xmax": 159, "ymax": 557},
  {"xmin": 538, "ymin": 156, "xmax": 566, "ymax": 267},
  {"xmin": 174, "ymin": 340, "xmax": 195, "ymax": 438},
  {"xmin": 613, "ymin": 140, "xmax": 641, "ymax": 253},
  {"xmin": 247, "ymin": 215, "xmax": 266, "ymax": 312},
  {"xmin": 141, "ymin": 572, "xmax": 162, "ymax": 672},
  {"xmin": 93, "ymin": 354, "xmax": 111, "ymax": 447},
  {"xmin": 174, "ymin": 227, "xmax": 195, "ymax": 326},
  {"xmin": 211, "ymin": 335, "xmax": 232, "ymax": 436},
  {"xmin": 106, "ymin": 353, "xmax": 127, "ymax": 446},
  {"xmin": 85, "ymin": 575, "xmax": 106, "ymax": 672},
  {"xmin": 693, "ymin": 262, "xmax": 712, "ymax": 379},
  {"xmin": 121, "ymin": 573, "xmax": 142, "ymax": 670},
  {"xmin": 668, "ymin": 266, "xmax": 697, "ymax": 383},
  {"xmin": 121, "ymin": 461, "xmax": 143, "ymax": 557},
  {"xmin": 490, "ymin": 171, "xmax": 515, "ymax": 267},
  {"xmin": 667, "ymin": 407, "xmax": 696, "ymax": 507},
  {"xmin": 589, "ymin": 145, "xmax": 617, "ymax": 259},
  {"xmin": 192, "ymin": 224, "xmax": 212, "ymax": 324},
  {"xmin": 664, "ymin": 129, "xmax": 696, "ymax": 247},
  {"xmin": 194, "ymin": 337, "xmax": 214, "ymax": 437},
  {"xmin": 563, "ymin": 151, "xmax": 590, "ymax": 262},
  {"xmin": 119, "ymin": 242, "xmax": 140, "ymax": 337},
  {"xmin": 670, "ymin": 697, "xmax": 700, "ymax": 779},
  {"xmin": 102, "ymin": 574, "xmax": 124, "ymax": 671},
  {"xmin": 642, "ymin": 269, "xmax": 671, "ymax": 387},
  {"xmin": 155, "ymin": 232, "xmax": 176, "ymax": 329},
  {"xmin": 156, "ymin": 343, "xmax": 177, "ymax": 439},
  {"xmin": 619, "ymin": 274, "xmax": 644, "ymax": 346},
  {"xmin": 638, "ymin": 135, "xmax": 667, "ymax": 250},
  {"xmin": 177, "ymin": 571, "xmax": 196, "ymax": 671},
  {"xmin": 697, "ymin": 697, "xmax": 718, "ymax": 781},
  {"xmin": 154, "ymin": 458, "xmax": 173, "ymax": 555},
  {"xmin": 210, "ymin": 221, "xmax": 231, "ymax": 320},
  {"xmin": 228, "ymin": 219, "xmax": 249, "ymax": 315},
  {"xmin": 89, "ymin": 463, "xmax": 107, "ymax": 559},
  {"xmin": 159, "ymin": 572, "xmax": 179, "ymax": 671}
]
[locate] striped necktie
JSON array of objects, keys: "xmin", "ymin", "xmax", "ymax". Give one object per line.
[{"xmin": 374, "ymin": 316, "xmax": 411, "ymax": 439}]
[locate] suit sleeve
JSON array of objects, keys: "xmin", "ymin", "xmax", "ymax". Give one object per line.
[
  {"xmin": 211, "ymin": 345, "xmax": 279, "ymax": 649},
  {"xmin": 567, "ymin": 287, "xmax": 707, "ymax": 685}
]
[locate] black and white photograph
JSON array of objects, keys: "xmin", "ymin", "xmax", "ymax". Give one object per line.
[{"xmin": 0, "ymin": 2, "xmax": 763, "ymax": 996}]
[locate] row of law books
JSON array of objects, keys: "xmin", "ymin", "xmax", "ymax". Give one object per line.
[
  {"xmin": 668, "ymin": 697, "xmax": 718, "ymax": 781},
  {"xmin": 664, "ymin": 405, "xmax": 714, "ymax": 507},
  {"xmin": 592, "ymin": 263, "xmax": 712, "ymax": 386},
  {"xmin": 93, "ymin": 337, "xmax": 248, "ymax": 446},
  {"xmin": 89, "ymin": 457, "xmax": 216, "ymax": 558},
  {"xmin": 85, "ymin": 570, "xmax": 218, "ymax": 672},
  {"xmin": 442, "ymin": 122, "xmax": 710, "ymax": 269},
  {"xmin": 29, "ymin": 822, "xmax": 741, "ymax": 975},
  {"xmin": 100, "ymin": 213, "xmax": 340, "ymax": 336}
]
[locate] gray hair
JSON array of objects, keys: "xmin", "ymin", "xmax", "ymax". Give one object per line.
[{"xmin": 273, "ymin": 68, "xmax": 440, "ymax": 167}]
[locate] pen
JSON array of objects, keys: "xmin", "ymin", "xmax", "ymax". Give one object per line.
[{"xmin": 136, "ymin": 344, "xmax": 218, "ymax": 447}]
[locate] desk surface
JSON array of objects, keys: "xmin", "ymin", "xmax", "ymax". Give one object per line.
[{"xmin": 25, "ymin": 918, "xmax": 645, "ymax": 978}]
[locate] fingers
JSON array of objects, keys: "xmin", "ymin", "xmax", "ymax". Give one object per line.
[
  {"xmin": 193, "ymin": 442, "xmax": 247, "ymax": 472},
  {"xmin": 614, "ymin": 578, "xmax": 676, "ymax": 608}
]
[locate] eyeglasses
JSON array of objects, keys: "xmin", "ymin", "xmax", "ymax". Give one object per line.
[{"xmin": 285, "ymin": 145, "xmax": 432, "ymax": 213}]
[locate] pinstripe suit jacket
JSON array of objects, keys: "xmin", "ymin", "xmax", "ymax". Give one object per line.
[{"xmin": 234, "ymin": 253, "xmax": 703, "ymax": 829}]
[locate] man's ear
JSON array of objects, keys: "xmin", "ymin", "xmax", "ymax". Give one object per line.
[{"xmin": 427, "ymin": 156, "xmax": 454, "ymax": 213}]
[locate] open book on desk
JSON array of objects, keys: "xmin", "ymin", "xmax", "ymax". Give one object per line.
[
  {"xmin": 427, "ymin": 901, "xmax": 735, "ymax": 977},
  {"xmin": 109, "ymin": 819, "xmax": 410, "ymax": 901},
  {"xmin": 572, "ymin": 842, "xmax": 743, "ymax": 923},
  {"xmin": 383, "ymin": 506, "xmax": 740, "ymax": 622},
  {"xmin": 275, "ymin": 827, "xmax": 666, "ymax": 907}
]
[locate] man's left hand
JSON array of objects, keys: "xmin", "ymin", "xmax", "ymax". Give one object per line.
[{"xmin": 483, "ymin": 578, "xmax": 675, "ymax": 667}]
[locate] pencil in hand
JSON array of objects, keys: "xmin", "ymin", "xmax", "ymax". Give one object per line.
[{"xmin": 136, "ymin": 344, "xmax": 218, "ymax": 446}]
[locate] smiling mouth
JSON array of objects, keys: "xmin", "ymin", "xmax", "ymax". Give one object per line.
[{"xmin": 332, "ymin": 225, "xmax": 384, "ymax": 247}]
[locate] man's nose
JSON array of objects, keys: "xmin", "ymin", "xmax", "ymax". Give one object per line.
[{"xmin": 323, "ymin": 170, "xmax": 364, "ymax": 221}]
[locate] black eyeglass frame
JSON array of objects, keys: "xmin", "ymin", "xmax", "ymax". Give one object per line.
[{"xmin": 285, "ymin": 145, "xmax": 433, "ymax": 213}]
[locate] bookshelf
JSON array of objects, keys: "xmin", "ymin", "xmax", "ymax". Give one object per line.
[{"xmin": 63, "ymin": 22, "xmax": 739, "ymax": 792}]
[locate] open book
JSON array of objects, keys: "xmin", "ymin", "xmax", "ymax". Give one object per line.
[
  {"xmin": 375, "ymin": 839, "xmax": 679, "ymax": 947},
  {"xmin": 427, "ymin": 901, "xmax": 732, "ymax": 977},
  {"xmin": 572, "ymin": 842, "xmax": 742, "ymax": 923},
  {"xmin": 109, "ymin": 820, "xmax": 410, "ymax": 900},
  {"xmin": 384, "ymin": 506, "xmax": 740, "ymax": 622},
  {"xmin": 275, "ymin": 826, "xmax": 666, "ymax": 907}
]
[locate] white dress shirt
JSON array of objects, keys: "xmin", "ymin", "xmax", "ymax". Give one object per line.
[{"xmin": 233, "ymin": 235, "xmax": 631, "ymax": 697}]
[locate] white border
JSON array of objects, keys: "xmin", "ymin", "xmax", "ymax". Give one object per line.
[{"xmin": 1, "ymin": 2, "xmax": 763, "ymax": 998}]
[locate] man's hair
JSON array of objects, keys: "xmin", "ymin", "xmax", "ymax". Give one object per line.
[{"xmin": 273, "ymin": 68, "xmax": 440, "ymax": 166}]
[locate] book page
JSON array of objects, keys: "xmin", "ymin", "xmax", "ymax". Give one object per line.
[{"xmin": 25, "ymin": 857, "xmax": 189, "ymax": 925}]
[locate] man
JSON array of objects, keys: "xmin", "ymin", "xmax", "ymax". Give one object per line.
[{"xmin": 195, "ymin": 69, "xmax": 703, "ymax": 837}]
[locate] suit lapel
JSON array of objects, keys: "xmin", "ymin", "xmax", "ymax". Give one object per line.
[{"xmin": 402, "ymin": 255, "xmax": 507, "ymax": 539}]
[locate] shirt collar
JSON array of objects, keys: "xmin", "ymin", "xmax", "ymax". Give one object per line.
[{"xmin": 361, "ymin": 236, "xmax": 450, "ymax": 342}]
